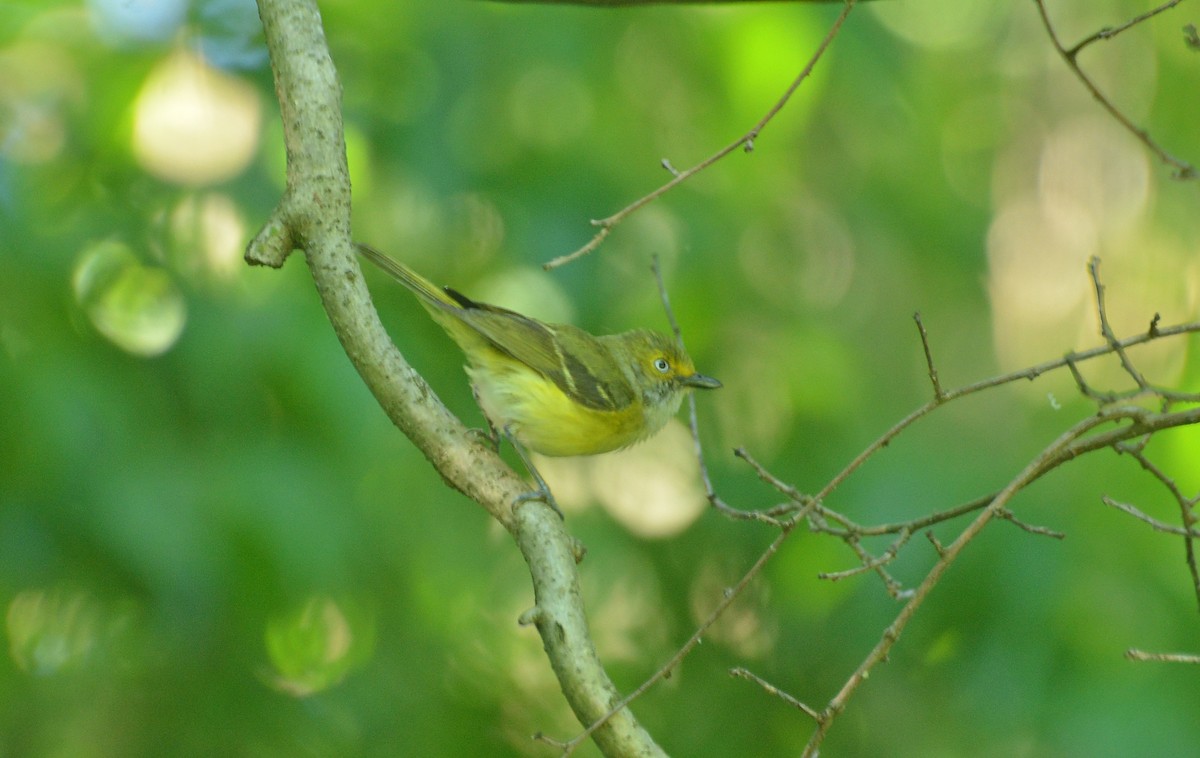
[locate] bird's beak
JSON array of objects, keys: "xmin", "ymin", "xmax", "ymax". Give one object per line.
[{"xmin": 682, "ymin": 373, "xmax": 722, "ymax": 390}]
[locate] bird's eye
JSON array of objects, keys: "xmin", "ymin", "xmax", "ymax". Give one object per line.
[{"xmin": 653, "ymin": 357, "xmax": 671, "ymax": 374}]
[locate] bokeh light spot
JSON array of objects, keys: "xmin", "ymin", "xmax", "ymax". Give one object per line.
[
  {"xmin": 73, "ymin": 240, "xmax": 187, "ymax": 357},
  {"xmin": 169, "ymin": 192, "xmax": 247, "ymax": 280},
  {"xmin": 476, "ymin": 265, "xmax": 573, "ymax": 326},
  {"xmin": 132, "ymin": 49, "xmax": 261, "ymax": 185},
  {"xmin": 986, "ymin": 195, "xmax": 1096, "ymax": 368},
  {"xmin": 7, "ymin": 588, "xmax": 100, "ymax": 675},
  {"xmin": 1038, "ymin": 117, "xmax": 1151, "ymax": 235},
  {"xmin": 264, "ymin": 595, "xmax": 375, "ymax": 697},
  {"xmin": 736, "ymin": 194, "xmax": 856, "ymax": 313}
]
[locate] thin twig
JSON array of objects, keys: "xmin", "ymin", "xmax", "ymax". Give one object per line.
[
  {"xmin": 815, "ymin": 313, "xmax": 1200, "ymax": 508},
  {"xmin": 1032, "ymin": 0, "xmax": 1196, "ymax": 180},
  {"xmin": 885, "ymin": 296, "xmax": 1197, "ymax": 513},
  {"xmin": 797, "ymin": 401, "xmax": 1200, "ymax": 754},
  {"xmin": 809, "ymin": 494, "xmax": 994, "ymax": 539},
  {"xmin": 1113, "ymin": 442, "xmax": 1200, "ymax": 610},
  {"xmin": 847, "ymin": 532, "xmax": 909, "ymax": 597},
  {"xmin": 1066, "ymin": 0, "xmax": 1186, "ymax": 57},
  {"xmin": 1101, "ymin": 496, "xmax": 1200, "ymax": 537},
  {"xmin": 698, "ymin": 436, "xmax": 791, "ymax": 525},
  {"xmin": 925, "ymin": 530, "xmax": 946, "ymax": 558},
  {"xmin": 913, "ymin": 312, "xmax": 945, "ymax": 400},
  {"xmin": 1126, "ymin": 649, "xmax": 1200, "ymax": 663},
  {"xmin": 1065, "ymin": 354, "xmax": 1123, "ymax": 405},
  {"xmin": 544, "ymin": 0, "xmax": 858, "ymax": 269},
  {"xmin": 656, "ymin": 258, "xmax": 792, "ymax": 528},
  {"xmin": 819, "ymin": 528, "xmax": 912, "ymax": 583},
  {"xmin": 649, "ymin": 254, "xmax": 683, "ymax": 342},
  {"xmin": 1088, "ymin": 257, "xmax": 1151, "ymax": 392},
  {"xmin": 995, "ymin": 508, "xmax": 1067, "ymax": 539},
  {"xmin": 735, "ymin": 447, "xmax": 808, "ymax": 503},
  {"xmin": 729, "ymin": 668, "xmax": 821, "ymax": 721}
]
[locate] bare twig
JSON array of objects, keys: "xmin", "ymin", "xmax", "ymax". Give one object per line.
[
  {"xmin": 1088, "ymin": 258, "xmax": 1152, "ymax": 392},
  {"xmin": 1065, "ymin": 0, "xmax": 1186, "ymax": 56},
  {"xmin": 1032, "ymin": 0, "xmax": 1196, "ymax": 180},
  {"xmin": 735, "ymin": 447, "xmax": 808, "ymax": 504},
  {"xmin": 1080, "ymin": 259, "xmax": 1200, "ymax": 609},
  {"xmin": 810, "ymin": 493, "xmax": 996, "ymax": 539},
  {"xmin": 655, "ymin": 259, "xmax": 793, "ymax": 528},
  {"xmin": 818, "ymin": 528, "xmax": 912, "ymax": 585},
  {"xmin": 925, "ymin": 530, "xmax": 946, "ymax": 558},
  {"xmin": 1126, "ymin": 648, "xmax": 1200, "ymax": 663},
  {"xmin": 743, "ymin": 337, "xmax": 1200, "ymax": 754},
  {"xmin": 1102, "ymin": 496, "xmax": 1200, "ymax": 537},
  {"xmin": 995, "ymin": 508, "xmax": 1067, "ymax": 539},
  {"xmin": 544, "ymin": 0, "xmax": 858, "ymax": 269},
  {"xmin": 1114, "ymin": 444, "xmax": 1200, "ymax": 609},
  {"xmin": 730, "ymin": 667, "xmax": 821, "ymax": 721},
  {"xmin": 1107, "ymin": 441, "xmax": 1200, "ymax": 610},
  {"xmin": 649, "ymin": 254, "xmax": 683, "ymax": 344},
  {"xmin": 805, "ymin": 402, "xmax": 1200, "ymax": 743},
  {"xmin": 913, "ymin": 312, "xmax": 945, "ymax": 400},
  {"xmin": 698, "ymin": 446, "xmax": 806, "ymax": 526},
  {"xmin": 1065, "ymin": 354, "xmax": 1124, "ymax": 405},
  {"xmin": 812, "ymin": 317, "xmax": 1200, "ymax": 510},
  {"xmin": 685, "ymin": 369, "xmax": 1199, "ymax": 755},
  {"xmin": 850, "ymin": 532, "xmax": 909, "ymax": 597},
  {"xmin": 723, "ymin": 296, "xmax": 1200, "ymax": 532}
]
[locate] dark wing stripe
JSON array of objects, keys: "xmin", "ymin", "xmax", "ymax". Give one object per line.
[
  {"xmin": 530, "ymin": 324, "xmax": 618, "ymax": 411},
  {"xmin": 443, "ymin": 287, "xmax": 479, "ymax": 309},
  {"xmin": 557, "ymin": 347, "xmax": 620, "ymax": 411},
  {"xmin": 545, "ymin": 325, "xmax": 578, "ymax": 397}
]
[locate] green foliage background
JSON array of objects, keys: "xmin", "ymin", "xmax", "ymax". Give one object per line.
[{"xmin": 2, "ymin": 0, "xmax": 1199, "ymax": 755}]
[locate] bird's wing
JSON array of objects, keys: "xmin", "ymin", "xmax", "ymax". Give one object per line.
[{"xmin": 453, "ymin": 300, "xmax": 636, "ymax": 412}]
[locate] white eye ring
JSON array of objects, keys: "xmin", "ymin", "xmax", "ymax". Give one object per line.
[{"xmin": 653, "ymin": 357, "xmax": 670, "ymax": 373}]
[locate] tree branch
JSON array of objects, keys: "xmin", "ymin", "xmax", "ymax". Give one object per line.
[{"xmin": 246, "ymin": 2, "xmax": 663, "ymax": 754}]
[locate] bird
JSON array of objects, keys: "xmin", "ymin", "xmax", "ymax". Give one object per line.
[{"xmin": 357, "ymin": 243, "xmax": 721, "ymax": 515}]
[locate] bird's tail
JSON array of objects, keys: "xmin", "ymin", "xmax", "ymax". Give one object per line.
[{"xmin": 356, "ymin": 243, "xmax": 461, "ymax": 310}]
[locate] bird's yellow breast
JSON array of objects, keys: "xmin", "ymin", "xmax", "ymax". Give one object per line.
[{"xmin": 467, "ymin": 358, "xmax": 656, "ymax": 457}]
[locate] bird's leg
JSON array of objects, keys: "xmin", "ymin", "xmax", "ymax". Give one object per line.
[{"xmin": 504, "ymin": 427, "xmax": 563, "ymax": 520}]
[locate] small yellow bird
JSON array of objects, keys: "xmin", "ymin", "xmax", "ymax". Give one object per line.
[
  {"xmin": 350, "ymin": 244, "xmax": 715, "ymax": 450},
  {"xmin": 357, "ymin": 243, "xmax": 721, "ymax": 514}
]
